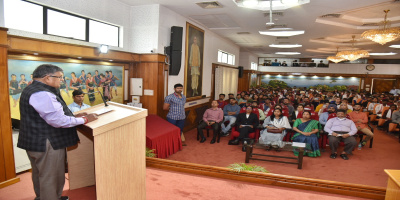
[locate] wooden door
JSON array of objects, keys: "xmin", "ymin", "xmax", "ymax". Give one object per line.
[{"xmin": 373, "ymin": 79, "xmax": 395, "ymax": 93}]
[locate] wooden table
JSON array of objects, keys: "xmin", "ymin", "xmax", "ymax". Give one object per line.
[
  {"xmin": 245, "ymin": 142, "xmax": 305, "ymax": 169},
  {"xmin": 385, "ymin": 169, "xmax": 400, "ymax": 200}
]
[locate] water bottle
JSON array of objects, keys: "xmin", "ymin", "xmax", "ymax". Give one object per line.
[{"xmin": 358, "ymin": 143, "xmax": 362, "ymax": 150}]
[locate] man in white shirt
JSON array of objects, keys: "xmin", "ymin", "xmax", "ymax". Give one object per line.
[
  {"xmin": 367, "ymin": 97, "xmax": 380, "ymax": 114},
  {"xmin": 68, "ymin": 90, "xmax": 91, "ymax": 113},
  {"xmin": 375, "ymin": 99, "xmax": 389, "ymax": 117}
]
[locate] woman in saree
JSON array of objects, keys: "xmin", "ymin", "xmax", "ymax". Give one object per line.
[
  {"xmin": 259, "ymin": 108, "xmax": 291, "ymax": 150},
  {"xmin": 292, "ymin": 110, "xmax": 321, "ymax": 157}
]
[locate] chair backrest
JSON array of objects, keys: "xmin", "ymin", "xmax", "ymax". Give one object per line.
[
  {"xmin": 382, "ymin": 106, "xmax": 390, "ymax": 114},
  {"xmin": 372, "ymin": 104, "xmax": 379, "ymax": 114}
]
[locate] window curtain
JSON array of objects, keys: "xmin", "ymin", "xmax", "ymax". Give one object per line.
[{"xmin": 215, "ymin": 66, "xmax": 239, "ymax": 100}]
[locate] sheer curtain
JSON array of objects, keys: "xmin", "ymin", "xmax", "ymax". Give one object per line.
[{"xmin": 215, "ymin": 66, "xmax": 238, "ymax": 100}]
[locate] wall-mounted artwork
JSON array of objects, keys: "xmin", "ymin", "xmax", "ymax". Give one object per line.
[
  {"xmin": 8, "ymin": 59, "xmax": 124, "ymax": 119},
  {"xmin": 260, "ymin": 75, "xmax": 360, "ymax": 91},
  {"xmin": 250, "ymin": 74, "xmax": 257, "ymax": 87},
  {"xmin": 184, "ymin": 22, "xmax": 204, "ymax": 99}
]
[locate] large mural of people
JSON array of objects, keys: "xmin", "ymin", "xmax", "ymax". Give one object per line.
[{"xmin": 8, "ymin": 59, "xmax": 124, "ymax": 119}]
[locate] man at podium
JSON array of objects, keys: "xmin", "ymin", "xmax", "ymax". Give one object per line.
[{"xmin": 17, "ymin": 64, "xmax": 98, "ymax": 200}]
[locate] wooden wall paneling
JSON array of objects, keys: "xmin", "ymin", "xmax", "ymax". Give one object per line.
[
  {"xmin": 135, "ymin": 54, "xmax": 167, "ymax": 116},
  {"xmin": 0, "ymin": 28, "xmax": 19, "ymax": 188},
  {"xmin": 183, "ymin": 102, "xmax": 210, "ymax": 132},
  {"xmin": 238, "ymin": 71, "xmax": 250, "ymax": 93}
]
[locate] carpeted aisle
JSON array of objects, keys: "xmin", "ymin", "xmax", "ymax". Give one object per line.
[
  {"xmin": 0, "ymin": 168, "xmax": 368, "ymax": 200},
  {"xmin": 167, "ymin": 127, "xmax": 400, "ymax": 187}
]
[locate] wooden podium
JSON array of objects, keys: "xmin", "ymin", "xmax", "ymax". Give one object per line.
[{"xmin": 67, "ymin": 102, "xmax": 147, "ymax": 200}]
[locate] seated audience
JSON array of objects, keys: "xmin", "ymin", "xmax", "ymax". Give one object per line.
[
  {"xmin": 339, "ymin": 103, "xmax": 352, "ymax": 114},
  {"xmin": 292, "ymin": 110, "xmax": 321, "ymax": 157},
  {"xmin": 324, "ymin": 109, "xmax": 358, "ymax": 160},
  {"xmin": 283, "ymin": 98, "xmax": 294, "ymax": 116},
  {"xmin": 68, "ymin": 90, "xmax": 91, "ymax": 112},
  {"xmin": 259, "ymin": 108, "xmax": 291, "ymax": 150},
  {"xmin": 348, "ymin": 104, "xmax": 373, "ymax": 147},
  {"xmin": 376, "ymin": 99, "xmax": 390, "ymax": 117},
  {"xmin": 228, "ymin": 106, "xmax": 259, "ymax": 145},
  {"xmin": 251, "ymin": 101, "xmax": 266, "ymax": 121},
  {"xmin": 217, "ymin": 94, "xmax": 228, "ymax": 109},
  {"xmin": 380, "ymin": 104, "xmax": 398, "ymax": 130},
  {"xmin": 319, "ymin": 104, "xmax": 337, "ymax": 125},
  {"xmin": 392, "ymin": 109, "xmax": 400, "ymax": 128},
  {"xmin": 197, "ymin": 100, "xmax": 223, "ymax": 144},
  {"xmin": 368, "ymin": 97, "xmax": 380, "ymax": 113},
  {"xmin": 221, "ymin": 98, "xmax": 241, "ymax": 136}
]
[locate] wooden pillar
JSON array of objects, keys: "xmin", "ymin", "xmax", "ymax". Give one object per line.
[
  {"xmin": 0, "ymin": 27, "xmax": 19, "ymax": 188},
  {"xmin": 134, "ymin": 54, "xmax": 168, "ymax": 116}
]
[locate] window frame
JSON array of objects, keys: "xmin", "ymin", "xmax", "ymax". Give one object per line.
[{"xmin": 6, "ymin": 0, "xmax": 121, "ymax": 47}]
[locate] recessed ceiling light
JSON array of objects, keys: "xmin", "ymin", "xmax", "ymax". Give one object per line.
[
  {"xmin": 288, "ymin": 75, "xmax": 293, "ymax": 78},
  {"xmin": 269, "ymin": 44, "xmax": 302, "ymax": 48},
  {"xmin": 312, "ymin": 75, "xmax": 318, "ymax": 78},
  {"xmin": 22, "ymin": 54, "xmax": 27, "ymax": 56},
  {"xmin": 369, "ymin": 52, "xmax": 397, "ymax": 56},
  {"xmin": 33, "ymin": 53, "xmax": 39, "ymax": 55},
  {"xmin": 275, "ymin": 52, "xmax": 301, "ymax": 55},
  {"xmin": 109, "ymin": 60, "xmax": 113, "ymax": 61},
  {"xmin": 300, "ymin": 75, "xmax": 306, "ymax": 78},
  {"xmin": 389, "ymin": 45, "xmax": 400, "ymax": 48},
  {"xmin": 269, "ymin": 28, "xmax": 293, "ymax": 31},
  {"xmin": 77, "ymin": 57, "xmax": 82, "ymax": 59},
  {"xmin": 259, "ymin": 30, "xmax": 305, "ymax": 37}
]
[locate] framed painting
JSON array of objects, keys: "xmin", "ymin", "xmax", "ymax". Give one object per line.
[
  {"xmin": 184, "ymin": 22, "xmax": 204, "ymax": 99},
  {"xmin": 8, "ymin": 57, "xmax": 124, "ymax": 119}
]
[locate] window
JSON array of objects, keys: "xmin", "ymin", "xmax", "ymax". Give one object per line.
[
  {"xmin": 4, "ymin": 0, "xmax": 122, "ymax": 47},
  {"xmin": 89, "ymin": 20, "xmax": 119, "ymax": 47},
  {"xmin": 218, "ymin": 50, "xmax": 235, "ymax": 65},
  {"xmin": 4, "ymin": 0, "xmax": 43, "ymax": 34},
  {"xmin": 251, "ymin": 62, "xmax": 258, "ymax": 70},
  {"xmin": 47, "ymin": 9, "xmax": 86, "ymax": 40}
]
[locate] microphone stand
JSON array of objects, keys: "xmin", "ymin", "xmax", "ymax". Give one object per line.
[{"xmin": 95, "ymin": 88, "xmax": 109, "ymax": 107}]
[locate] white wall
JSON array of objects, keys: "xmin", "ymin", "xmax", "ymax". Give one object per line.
[
  {"xmin": 158, "ymin": 5, "xmax": 240, "ymax": 97},
  {"xmin": 4, "ymin": 0, "xmax": 132, "ymax": 51},
  {"xmin": 130, "ymin": 4, "xmax": 159, "ymax": 53},
  {"xmin": 258, "ymin": 63, "xmax": 400, "ymax": 75},
  {"xmin": 239, "ymin": 51, "xmax": 258, "ymax": 70}
]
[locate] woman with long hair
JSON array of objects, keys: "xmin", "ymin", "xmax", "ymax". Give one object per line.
[{"xmin": 259, "ymin": 108, "xmax": 291, "ymax": 150}]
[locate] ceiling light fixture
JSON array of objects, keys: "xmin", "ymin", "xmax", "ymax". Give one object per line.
[
  {"xmin": 242, "ymin": 0, "xmax": 258, "ymax": 7},
  {"xmin": 327, "ymin": 47, "xmax": 346, "ymax": 63},
  {"xmin": 361, "ymin": 10, "xmax": 400, "ymax": 45},
  {"xmin": 336, "ymin": 36, "xmax": 369, "ymax": 61},
  {"xmin": 259, "ymin": 30, "xmax": 305, "ymax": 36},
  {"xmin": 369, "ymin": 52, "xmax": 397, "ymax": 56},
  {"xmin": 281, "ymin": 0, "xmax": 299, "ymax": 4},
  {"xmin": 275, "ymin": 52, "xmax": 301, "ymax": 55},
  {"xmin": 269, "ymin": 44, "xmax": 302, "ymax": 48},
  {"xmin": 389, "ymin": 45, "xmax": 400, "ymax": 48}
]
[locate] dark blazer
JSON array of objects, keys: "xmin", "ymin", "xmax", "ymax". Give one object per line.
[{"xmin": 236, "ymin": 112, "xmax": 259, "ymax": 128}]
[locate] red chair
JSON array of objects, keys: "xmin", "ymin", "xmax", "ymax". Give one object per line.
[
  {"xmin": 196, "ymin": 120, "xmax": 222, "ymax": 143},
  {"xmin": 230, "ymin": 110, "xmax": 260, "ymax": 142}
]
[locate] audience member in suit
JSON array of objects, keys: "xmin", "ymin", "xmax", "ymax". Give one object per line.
[
  {"xmin": 229, "ymin": 106, "xmax": 259, "ymax": 145},
  {"xmin": 17, "ymin": 64, "xmax": 98, "ymax": 200},
  {"xmin": 197, "ymin": 100, "xmax": 224, "ymax": 144}
]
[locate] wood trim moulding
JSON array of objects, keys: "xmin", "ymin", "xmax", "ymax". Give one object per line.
[
  {"xmin": 146, "ymin": 158, "xmax": 386, "ymax": 200},
  {"xmin": 213, "ymin": 63, "xmax": 238, "ymax": 69},
  {"xmin": 0, "ymin": 177, "xmax": 20, "ymax": 189},
  {"xmin": 7, "ymin": 35, "xmax": 140, "ymax": 62},
  {"xmin": 139, "ymin": 54, "xmax": 166, "ymax": 63}
]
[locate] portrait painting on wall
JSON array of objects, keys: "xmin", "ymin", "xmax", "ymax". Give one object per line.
[
  {"xmin": 184, "ymin": 22, "xmax": 204, "ymax": 99},
  {"xmin": 8, "ymin": 58, "xmax": 124, "ymax": 119}
]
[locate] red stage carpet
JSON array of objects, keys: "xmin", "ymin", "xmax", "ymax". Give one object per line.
[
  {"xmin": 167, "ymin": 126, "xmax": 400, "ymax": 187},
  {"xmin": 0, "ymin": 168, "xmax": 368, "ymax": 200}
]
